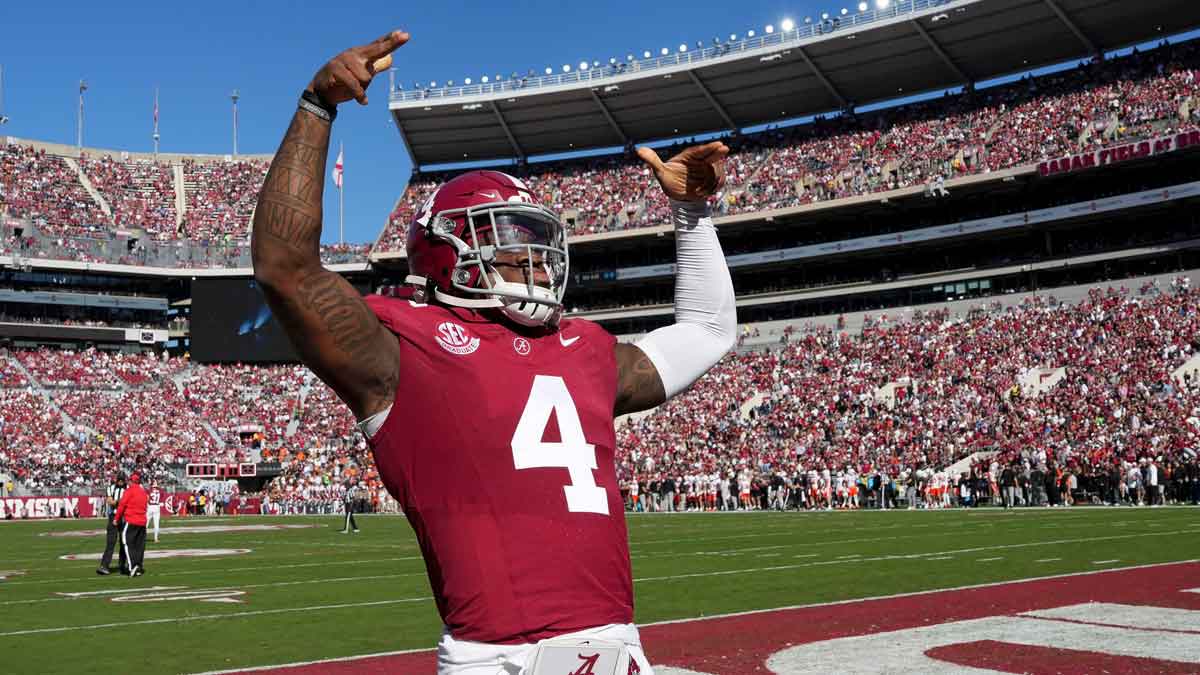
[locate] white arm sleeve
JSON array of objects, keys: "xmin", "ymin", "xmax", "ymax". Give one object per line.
[{"xmin": 633, "ymin": 200, "xmax": 737, "ymax": 399}]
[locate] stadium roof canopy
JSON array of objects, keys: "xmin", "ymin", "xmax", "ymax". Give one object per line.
[{"xmin": 389, "ymin": 0, "xmax": 1200, "ymax": 168}]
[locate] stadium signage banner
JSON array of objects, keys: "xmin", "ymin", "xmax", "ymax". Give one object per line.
[
  {"xmin": 1038, "ymin": 130, "xmax": 1200, "ymax": 177},
  {"xmin": 2, "ymin": 492, "xmax": 196, "ymax": 519},
  {"xmin": 1, "ymin": 496, "xmax": 104, "ymax": 519}
]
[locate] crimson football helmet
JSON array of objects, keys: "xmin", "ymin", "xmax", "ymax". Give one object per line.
[{"xmin": 405, "ymin": 170, "xmax": 568, "ymax": 327}]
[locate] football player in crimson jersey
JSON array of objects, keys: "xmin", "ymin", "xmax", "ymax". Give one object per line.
[{"xmin": 251, "ymin": 30, "xmax": 735, "ymax": 675}]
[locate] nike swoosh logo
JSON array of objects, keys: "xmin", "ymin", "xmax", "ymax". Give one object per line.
[
  {"xmin": 559, "ymin": 334, "xmax": 580, "ymax": 347},
  {"xmin": 479, "ymin": 190, "xmax": 501, "ymax": 200}
]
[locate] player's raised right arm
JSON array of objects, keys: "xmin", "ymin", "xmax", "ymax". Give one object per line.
[{"xmin": 251, "ymin": 30, "xmax": 408, "ymax": 421}]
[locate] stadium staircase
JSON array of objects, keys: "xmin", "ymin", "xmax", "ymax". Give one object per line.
[
  {"xmin": 199, "ymin": 419, "xmax": 225, "ymax": 447},
  {"xmin": 1172, "ymin": 353, "xmax": 1200, "ymax": 386},
  {"xmin": 173, "ymin": 164, "xmax": 187, "ymax": 229},
  {"xmin": 875, "ymin": 379, "xmax": 918, "ymax": 410},
  {"xmin": 173, "ymin": 366, "xmax": 227, "ymax": 447},
  {"xmin": 1018, "ymin": 367, "xmax": 1067, "ymax": 397},
  {"xmin": 943, "ymin": 450, "xmax": 998, "ymax": 479},
  {"xmin": 64, "ymin": 156, "xmax": 112, "ymax": 218},
  {"xmin": 740, "ymin": 391, "xmax": 767, "ymax": 421},
  {"xmin": 286, "ymin": 373, "xmax": 317, "ymax": 438}
]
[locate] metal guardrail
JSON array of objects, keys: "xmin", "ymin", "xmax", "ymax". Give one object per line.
[{"xmin": 390, "ymin": 0, "xmax": 955, "ymax": 103}]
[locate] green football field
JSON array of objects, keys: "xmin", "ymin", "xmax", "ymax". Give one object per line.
[{"xmin": 2, "ymin": 507, "xmax": 1198, "ymax": 674}]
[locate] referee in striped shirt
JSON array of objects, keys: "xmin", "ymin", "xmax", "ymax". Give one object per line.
[
  {"xmin": 97, "ymin": 473, "xmax": 128, "ymax": 575},
  {"xmin": 340, "ymin": 480, "xmax": 360, "ymax": 533}
]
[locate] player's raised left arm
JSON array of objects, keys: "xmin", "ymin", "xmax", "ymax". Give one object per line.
[{"xmin": 613, "ymin": 142, "xmax": 737, "ymax": 416}]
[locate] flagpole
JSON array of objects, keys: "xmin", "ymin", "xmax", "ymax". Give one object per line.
[
  {"xmin": 152, "ymin": 87, "xmax": 160, "ymax": 157},
  {"xmin": 338, "ymin": 142, "xmax": 344, "ymax": 245}
]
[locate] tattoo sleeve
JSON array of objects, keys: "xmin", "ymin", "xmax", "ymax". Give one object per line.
[
  {"xmin": 252, "ymin": 110, "xmax": 329, "ymax": 262},
  {"xmin": 251, "ymin": 107, "xmax": 399, "ymax": 420}
]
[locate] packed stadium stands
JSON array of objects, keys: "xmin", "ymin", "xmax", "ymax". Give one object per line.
[
  {"xmin": 3, "ymin": 29, "xmax": 1200, "ymax": 512},
  {"xmin": 3, "ymin": 277, "xmax": 1200, "ymax": 508},
  {"xmin": 0, "ymin": 144, "xmax": 108, "ymax": 237},
  {"xmin": 2, "ymin": 39, "xmax": 1196, "ymax": 268},
  {"xmin": 616, "ymin": 279, "xmax": 1200, "ymax": 511},
  {"xmin": 375, "ymin": 38, "xmax": 1200, "ymax": 251},
  {"xmin": 80, "ymin": 153, "xmax": 178, "ymax": 238}
]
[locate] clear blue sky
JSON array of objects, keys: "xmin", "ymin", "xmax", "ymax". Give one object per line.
[{"xmin": 1, "ymin": 2, "xmax": 1194, "ymax": 245}]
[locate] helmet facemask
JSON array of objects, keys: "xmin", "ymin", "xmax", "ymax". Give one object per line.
[{"xmin": 424, "ymin": 200, "xmax": 569, "ymax": 327}]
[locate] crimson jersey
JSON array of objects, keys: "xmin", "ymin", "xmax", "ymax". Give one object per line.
[
  {"xmin": 364, "ymin": 294, "xmax": 633, "ymax": 645},
  {"xmin": 148, "ymin": 488, "xmax": 162, "ymax": 506}
]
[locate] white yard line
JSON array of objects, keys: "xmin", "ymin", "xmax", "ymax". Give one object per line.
[
  {"xmin": 2, "ymin": 556, "xmax": 423, "ymax": 587},
  {"xmin": 0, "ymin": 596, "xmax": 433, "ymax": 638},
  {"xmin": 631, "ymin": 529, "xmax": 1196, "ymax": 583},
  {"xmin": 0, "ymin": 572, "xmax": 428, "ymax": 606}
]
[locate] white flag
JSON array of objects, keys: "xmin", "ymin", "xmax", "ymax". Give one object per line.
[{"xmin": 332, "ymin": 147, "xmax": 344, "ymax": 188}]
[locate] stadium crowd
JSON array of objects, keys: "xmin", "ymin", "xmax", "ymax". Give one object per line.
[
  {"xmin": 0, "ymin": 144, "xmax": 108, "ymax": 236},
  {"xmin": 4, "ymin": 39, "xmax": 1196, "ymax": 266},
  {"xmin": 80, "ymin": 154, "xmax": 178, "ymax": 238},
  {"xmin": 180, "ymin": 158, "xmax": 270, "ymax": 243},
  {"xmin": 617, "ymin": 280, "xmax": 1200, "ymax": 512},
  {"xmin": 1, "ymin": 278, "xmax": 1199, "ymax": 510},
  {"xmin": 374, "ymin": 38, "xmax": 1200, "ymax": 251}
]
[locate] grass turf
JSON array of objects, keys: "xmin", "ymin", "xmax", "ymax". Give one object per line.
[{"xmin": 1, "ymin": 507, "xmax": 1198, "ymax": 674}]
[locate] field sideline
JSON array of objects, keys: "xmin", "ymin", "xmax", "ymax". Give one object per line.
[{"xmin": 2, "ymin": 508, "xmax": 1198, "ymax": 673}]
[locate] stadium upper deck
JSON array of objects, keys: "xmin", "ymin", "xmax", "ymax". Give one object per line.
[{"xmin": 389, "ymin": 0, "xmax": 1200, "ymax": 166}]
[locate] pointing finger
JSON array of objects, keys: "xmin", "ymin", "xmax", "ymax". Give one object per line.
[{"xmin": 362, "ymin": 30, "xmax": 410, "ymax": 60}]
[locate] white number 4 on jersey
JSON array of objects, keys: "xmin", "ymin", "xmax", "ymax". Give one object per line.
[{"xmin": 511, "ymin": 375, "xmax": 609, "ymax": 515}]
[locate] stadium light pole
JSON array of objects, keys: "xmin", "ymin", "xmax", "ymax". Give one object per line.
[
  {"xmin": 77, "ymin": 79, "xmax": 88, "ymax": 149},
  {"xmin": 231, "ymin": 89, "xmax": 240, "ymax": 158}
]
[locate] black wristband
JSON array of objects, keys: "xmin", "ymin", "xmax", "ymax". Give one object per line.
[{"xmin": 300, "ymin": 89, "xmax": 338, "ymax": 122}]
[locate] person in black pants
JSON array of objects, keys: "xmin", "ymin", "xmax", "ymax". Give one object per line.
[
  {"xmin": 97, "ymin": 473, "xmax": 127, "ymax": 576},
  {"xmin": 340, "ymin": 480, "xmax": 360, "ymax": 533},
  {"xmin": 114, "ymin": 472, "xmax": 150, "ymax": 577}
]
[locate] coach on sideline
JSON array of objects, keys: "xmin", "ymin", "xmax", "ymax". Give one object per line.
[
  {"xmin": 96, "ymin": 472, "xmax": 127, "ymax": 576},
  {"xmin": 113, "ymin": 472, "xmax": 149, "ymax": 577}
]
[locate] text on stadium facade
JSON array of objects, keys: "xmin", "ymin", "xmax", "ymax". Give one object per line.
[{"xmin": 1039, "ymin": 130, "xmax": 1200, "ymax": 177}]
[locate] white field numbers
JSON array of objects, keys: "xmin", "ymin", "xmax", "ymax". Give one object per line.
[{"xmin": 511, "ymin": 375, "xmax": 609, "ymax": 514}]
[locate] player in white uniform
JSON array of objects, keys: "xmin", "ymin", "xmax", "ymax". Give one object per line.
[{"xmin": 146, "ymin": 481, "xmax": 163, "ymax": 542}]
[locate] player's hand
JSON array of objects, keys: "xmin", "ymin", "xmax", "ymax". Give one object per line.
[
  {"xmin": 637, "ymin": 141, "xmax": 729, "ymax": 202},
  {"xmin": 307, "ymin": 29, "xmax": 410, "ymax": 106}
]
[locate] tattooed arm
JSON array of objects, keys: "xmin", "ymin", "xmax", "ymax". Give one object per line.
[{"xmin": 251, "ymin": 31, "xmax": 408, "ymax": 421}]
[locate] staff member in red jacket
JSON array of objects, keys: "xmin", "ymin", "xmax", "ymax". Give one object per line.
[{"xmin": 114, "ymin": 472, "xmax": 149, "ymax": 577}]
